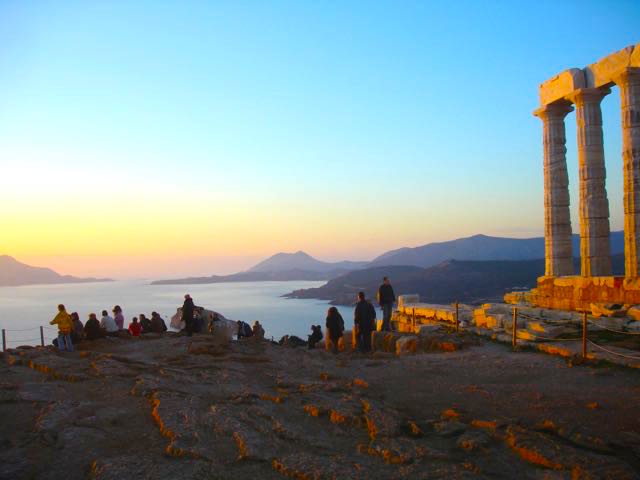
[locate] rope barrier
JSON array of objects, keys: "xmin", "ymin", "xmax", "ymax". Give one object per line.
[
  {"xmin": 2, "ymin": 326, "xmax": 43, "ymax": 332},
  {"xmin": 587, "ymin": 339, "xmax": 640, "ymax": 360},
  {"xmin": 6, "ymin": 337, "xmax": 42, "ymax": 343},
  {"xmin": 586, "ymin": 318, "xmax": 640, "ymax": 336}
]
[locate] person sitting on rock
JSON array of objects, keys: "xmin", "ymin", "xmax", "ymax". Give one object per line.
[
  {"xmin": 326, "ymin": 307, "xmax": 345, "ymax": 353},
  {"xmin": 100, "ymin": 310, "xmax": 118, "ymax": 336},
  {"xmin": 150, "ymin": 311, "xmax": 168, "ymax": 333},
  {"xmin": 113, "ymin": 305, "xmax": 125, "ymax": 330},
  {"xmin": 70, "ymin": 312, "xmax": 84, "ymax": 344},
  {"xmin": 139, "ymin": 314, "xmax": 152, "ymax": 334},
  {"xmin": 278, "ymin": 335, "xmax": 307, "ymax": 348},
  {"xmin": 84, "ymin": 313, "xmax": 104, "ymax": 341},
  {"xmin": 252, "ymin": 321, "xmax": 265, "ymax": 340},
  {"xmin": 307, "ymin": 325, "xmax": 323, "ymax": 349},
  {"xmin": 128, "ymin": 317, "xmax": 142, "ymax": 337},
  {"xmin": 236, "ymin": 320, "xmax": 253, "ymax": 340}
]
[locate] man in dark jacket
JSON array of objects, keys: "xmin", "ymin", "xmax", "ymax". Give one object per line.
[
  {"xmin": 84, "ymin": 313, "xmax": 104, "ymax": 341},
  {"xmin": 377, "ymin": 277, "xmax": 396, "ymax": 332},
  {"xmin": 150, "ymin": 312, "xmax": 168, "ymax": 333},
  {"xmin": 182, "ymin": 294, "xmax": 195, "ymax": 336},
  {"xmin": 354, "ymin": 292, "xmax": 376, "ymax": 353},
  {"xmin": 139, "ymin": 314, "xmax": 152, "ymax": 334}
]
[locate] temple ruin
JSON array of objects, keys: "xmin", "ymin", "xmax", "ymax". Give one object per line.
[{"xmin": 528, "ymin": 43, "xmax": 640, "ymax": 310}]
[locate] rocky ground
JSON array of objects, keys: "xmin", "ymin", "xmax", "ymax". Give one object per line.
[{"xmin": 1, "ymin": 333, "xmax": 640, "ymax": 479}]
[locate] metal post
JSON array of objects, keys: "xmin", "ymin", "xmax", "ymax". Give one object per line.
[
  {"xmin": 455, "ymin": 302, "xmax": 459, "ymax": 332},
  {"xmin": 512, "ymin": 307, "xmax": 518, "ymax": 350},
  {"xmin": 412, "ymin": 308, "xmax": 416, "ymax": 333},
  {"xmin": 582, "ymin": 311, "xmax": 587, "ymax": 360},
  {"xmin": 2, "ymin": 329, "xmax": 5, "ymax": 352},
  {"xmin": 40, "ymin": 326, "xmax": 45, "ymax": 347}
]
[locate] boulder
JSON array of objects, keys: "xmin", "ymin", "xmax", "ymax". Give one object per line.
[
  {"xmin": 397, "ymin": 295, "xmax": 419, "ymax": 309},
  {"xmin": 372, "ymin": 331, "xmax": 403, "ymax": 353},
  {"xmin": 418, "ymin": 325, "xmax": 442, "ymax": 336},
  {"xmin": 590, "ymin": 303, "xmax": 630, "ymax": 318},
  {"xmin": 395, "ymin": 336, "xmax": 418, "ymax": 355},
  {"xmin": 525, "ymin": 322, "xmax": 573, "ymax": 339},
  {"xmin": 628, "ymin": 306, "xmax": 640, "ymax": 321}
]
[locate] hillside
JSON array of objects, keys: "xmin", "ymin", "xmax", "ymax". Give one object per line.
[
  {"xmin": 285, "ymin": 253, "xmax": 625, "ymax": 305},
  {"xmin": 152, "ymin": 269, "xmax": 335, "ymax": 285},
  {"xmin": 248, "ymin": 251, "xmax": 367, "ymax": 273},
  {"xmin": 369, "ymin": 231, "xmax": 625, "ymax": 268},
  {"xmin": 0, "ymin": 255, "xmax": 111, "ymax": 287},
  {"xmin": 152, "ymin": 251, "xmax": 367, "ymax": 285}
]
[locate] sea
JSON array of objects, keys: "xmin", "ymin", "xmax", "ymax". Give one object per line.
[{"xmin": 0, "ymin": 280, "xmax": 344, "ymax": 348}]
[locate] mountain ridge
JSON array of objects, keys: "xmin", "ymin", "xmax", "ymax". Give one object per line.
[
  {"xmin": 368, "ymin": 231, "xmax": 625, "ymax": 268},
  {"xmin": 0, "ymin": 255, "xmax": 112, "ymax": 287},
  {"xmin": 285, "ymin": 253, "xmax": 626, "ymax": 306}
]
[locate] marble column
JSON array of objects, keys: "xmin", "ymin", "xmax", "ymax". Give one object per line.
[
  {"xmin": 568, "ymin": 88, "xmax": 612, "ymax": 277},
  {"xmin": 534, "ymin": 101, "xmax": 574, "ymax": 277},
  {"xmin": 614, "ymin": 68, "xmax": 640, "ymax": 278}
]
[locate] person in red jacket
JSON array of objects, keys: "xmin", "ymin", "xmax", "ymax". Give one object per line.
[{"xmin": 128, "ymin": 317, "xmax": 142, "ymax": 337}]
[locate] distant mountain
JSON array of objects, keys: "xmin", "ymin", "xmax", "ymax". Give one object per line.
[
  {"xmin": 0, "ymin": 255, "xmax": 111, "ymax": 287},
  {"xmin": 151, "ymin": 251, "xmax": 367, "ymax": 285},
  {"xmin": 248, "ymin": 251, "xmax": 367, "ymax": 273},
  {"xmin": 152, "ymin": 269, "xmax": 333, "ymax": 285},
  {"xmin": 369, "ymin": 231, "xmax": 625, "ymax": 268},
  {"xmin": 285, "ymin": 253, "xmax": 625, "ymax": 306}
]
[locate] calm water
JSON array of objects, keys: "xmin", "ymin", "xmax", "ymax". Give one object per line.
[{"xmin": 0, "ymin": 280, "xmax": 344, "ymax": 347}]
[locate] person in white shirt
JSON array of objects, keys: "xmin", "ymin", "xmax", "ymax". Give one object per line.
[{"xmin": 100, "ymin": 309, "xmax": 118, "ymax": 333}]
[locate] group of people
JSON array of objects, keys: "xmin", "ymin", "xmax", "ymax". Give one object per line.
[
  {"xmin": 180, "ymin": 294, "xmax": 265, "ymax": 340},
  {"xmin": 49, "ymin": 277, "xmax": 395, "ymax": 354},
  {"xmin": 321, "ymin": 277, "xmax": 396, "ymax": 353},
  {"xmin": 50, "ymin": 304, "xmax": 169, "ymax": 352}
]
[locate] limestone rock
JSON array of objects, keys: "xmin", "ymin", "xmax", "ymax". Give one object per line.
[
  {"xmin": 590, "ymin": 303, "xmax": 629, "ymax": 318},
  {"xmin": 627, "ymin": 306, "xmax": 640, "ymax": 321},
  {"xmin": 395, "ymin": 336, "xmax": 418, "ymax": 356},
  {"xmin": 397, "ymin": 294, "xmax": 419, "ymax": 308}
]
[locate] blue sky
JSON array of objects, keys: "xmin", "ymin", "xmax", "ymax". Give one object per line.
[{"xmin": 0, "ymin": 1, "xmax": 638, "ymax": 276}]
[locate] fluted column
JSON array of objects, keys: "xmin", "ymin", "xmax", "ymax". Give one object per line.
[
  {"xmin": 568, "ymin": 88, "xmax": 612, "ymax": 277},
  {"xmin": 614, "ymin": 68, "xmax": 640, "ymax": 277},
  {"xmin": 534, "ymin": 101, "xmax": 574, "ymax": 277}
]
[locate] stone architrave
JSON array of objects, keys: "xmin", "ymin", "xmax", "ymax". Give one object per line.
[
  {"xmin": 534, "ymin": 101, "xmax": 574, "ymax": 277},
  {"xmin": 614, "ymin": 68, "xmax": 640, "ymax": 277},
  {"xmin": 567, "ymin": 87, "xmax": 612, "ymax": 277}
]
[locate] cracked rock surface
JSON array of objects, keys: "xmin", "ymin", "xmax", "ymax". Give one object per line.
[{"xmin": 1, "ymin": 334, "xmax": 639, "ymax": 479}]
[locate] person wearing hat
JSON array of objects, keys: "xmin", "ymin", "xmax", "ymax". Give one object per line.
[{"xmin": 182, "ymin": 294, "xmax": 196, "ymax": 336}]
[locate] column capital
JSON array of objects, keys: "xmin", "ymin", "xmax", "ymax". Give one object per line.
[
  {"xmin": 533, "ymin": 100, "xmax": 573, "ymax": 120},
  {"xmin": 566, "ymin": 87, "xmax": 612, "ymax": 106},
  {"xmin": 612, "ymin": 67, "xmax": 640, "ymax": 88}
]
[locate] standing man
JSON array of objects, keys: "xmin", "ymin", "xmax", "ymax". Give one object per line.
[
  {"xmin": 182, "ymin": 294, "xmax": 195, "ymax": 336},
  {"xmin": 50, "ymin": 304, "xmax": 74, "ymax": 352},
  {"xmin": 354, "ymin": 292, "xmax": 376, "ymax": 353},
  {"xmin": 377, "ymin": 276, "xmax": 395, "ymax": 332}
]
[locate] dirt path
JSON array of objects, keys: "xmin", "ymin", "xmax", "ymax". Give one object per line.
[{"xmin": 1, "ymin": 334, "xmax": 639, "ymax": 479}]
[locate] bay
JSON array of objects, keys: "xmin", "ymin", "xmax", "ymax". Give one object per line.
[{"xmin": 0, "ymin": 280, "xmax": 350, "ymax": 347}]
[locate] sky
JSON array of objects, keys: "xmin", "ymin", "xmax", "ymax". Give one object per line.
[{"xmin": 0, "ymin": 1, "xmax": 638, "ymax": 278}]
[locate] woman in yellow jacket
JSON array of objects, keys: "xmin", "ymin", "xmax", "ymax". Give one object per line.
[{"xmin": 50, "ymin": 304, "xmax": 74, "ymax": 352}]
